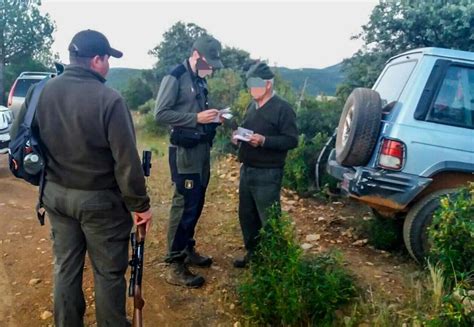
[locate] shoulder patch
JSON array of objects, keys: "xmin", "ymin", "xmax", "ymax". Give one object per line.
[{"xmin": 169, "ymin": 64, "xmax": 187, "ymax": 79}]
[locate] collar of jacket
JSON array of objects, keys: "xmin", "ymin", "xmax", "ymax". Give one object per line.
[{"xmin": 64, "ymin": 65, "xmax": 107, "ymax": 83}]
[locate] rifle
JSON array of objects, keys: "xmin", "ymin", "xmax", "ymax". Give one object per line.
[{"xmin": 129, "ymin": 150, "xmax": 152, "ymax": 327}]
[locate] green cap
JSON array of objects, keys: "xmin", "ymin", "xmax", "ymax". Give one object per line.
[
  {"xmin": 246, "ymin": 62, "xmax": 274, "ymax": 80},
  {"xmin": 192, "ymin": 35, "xmax": 224, "ymax": 69}
]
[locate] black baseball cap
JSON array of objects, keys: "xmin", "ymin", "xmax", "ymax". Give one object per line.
[
  {"xmin": 68, "ymin": 29, "xmax": 123, "ymax": 58},
  {"xmin": 192, "ymin": 35, "xmax": 224, "ymax": 69}
]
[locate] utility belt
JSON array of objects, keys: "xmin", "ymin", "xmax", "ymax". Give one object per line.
[{"xmin": 169, "ymin": 127, "xmax": 215, "ymax": 148}]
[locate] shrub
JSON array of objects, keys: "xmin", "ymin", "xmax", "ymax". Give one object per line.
[
  {"xmin": 123, "ymin": 77, "xmax": 153, "ymax": 110},
  {"xmin": 238, "ymin": 206, "xmax": 355, "ymax": 325},
  {"xmin": 137, "ymin": 98, "xmax": 155, "ymax": 115},
  {"xmin": 283, "ymin": 132, "xmax": 337, "ymax": 195},
  {"xmin": 429, "ymin": 183, "xmax": 474, "ymax": 285},
  {"xmin": 142, "ymin": 112, "xmax": 168, "ymax": 136},
  {"xmin": 362, "ymin": 215, "xmax": 403, "ymax": 251}
]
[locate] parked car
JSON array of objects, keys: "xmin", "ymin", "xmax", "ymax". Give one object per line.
[
  {"xmin": 0, "ymin": 105, "xmax": 14, "ymax": 154},
  {"xmin": 7, "ymin": 71, "xmax": 55, "ymax": 118},
  {"xmin": 322, "ymin": 47, "xmax": 474, "ymax": 262}
]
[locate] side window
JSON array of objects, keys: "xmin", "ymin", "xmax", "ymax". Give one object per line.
[
  {"xmin": 426, "ymin": 66, "xmax": 474, "ymax": 129},
  {"xmin": 374, "ymin": 60, "xmax": 417, "ymax": 106}
]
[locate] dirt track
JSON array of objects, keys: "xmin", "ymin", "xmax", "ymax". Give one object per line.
[{"xmin": 0, "ymin": 141, "xmax": 419, "ymax": 326}]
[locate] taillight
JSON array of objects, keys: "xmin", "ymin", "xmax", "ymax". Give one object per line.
[
  {"xmin": 378, "ymin": 139, "xmax": 405, "ymax": 170},
  {"xmin": 7, "ymin": 79, "xmax": 18, "ymax": 107}
]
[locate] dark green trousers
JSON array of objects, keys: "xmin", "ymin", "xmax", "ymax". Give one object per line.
[
  {"xmin": 238, "ymin": 165, "xmax": 283, "ymax": 255},
  {"xmin": 43, "ymin": 181, "xmax": 133, "ymax": 327}
]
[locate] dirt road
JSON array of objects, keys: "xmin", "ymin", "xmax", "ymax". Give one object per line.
[{"xmin": 0, "ymin": 139, "xmax": 418, "ymax": 326}]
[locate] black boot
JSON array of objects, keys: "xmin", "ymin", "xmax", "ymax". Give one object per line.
[
  {"xmin": 184, "ymin": 247, "xmax": 213, "ymax": 267},
  {"xmin": 165, "ymin": 261, "xmax": 205, "ymax": 288},
  {"xmin": 233, "ymin": 253, "xmax": 251, "ymax": 268}
]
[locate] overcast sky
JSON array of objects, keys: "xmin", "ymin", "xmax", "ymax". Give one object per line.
[{"xmin": 40, "ymin": 0, "xmax": 377, "ymax": 70}]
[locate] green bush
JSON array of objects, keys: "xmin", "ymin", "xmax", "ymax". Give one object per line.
[
  {"xmin": 123, "ymin": 77, "xmax": 153, "ymax": 110},
  {"xmin": 238, "ymin": 206, "xmax": 355, "ymax": 325},
  {"xmin": 142, "ymin": 112, "xmax": 168, "ymax": 136},
  {"xmin": 429, "ymin": 183, "xmax": 474, "ymax": 285},
  {"xmin": 362, "ymin": 215, "xmax": 403, "ymax": 251},
  {"xmin": 137, "ymin": 99, "xmax": 155, "ymax": 115},
  {"xmin": 283, "ymin": 132, "xmax": 339, "ymax": 196}
]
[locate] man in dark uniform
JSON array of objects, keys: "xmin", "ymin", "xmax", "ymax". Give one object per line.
[
  {"xmin": 11, "ymin": 30, "xmax": 152, "ymax": 327},
  {"xmin": 232, "ymin": 62, "xmax": 298, "ymax": 268},
  {"xmin": 154, "ymin": 35, "xmax": 224, "ymax": 287}
]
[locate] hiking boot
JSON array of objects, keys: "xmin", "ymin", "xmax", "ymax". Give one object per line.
[
  {"xmin": 233, "ymin": 254, "xmax": 250, "ymax": 268},
  {"xmin": 165, "ymin": 262, "xmax": 205, "ymax": 288},
  {"xmin": 184, "ymin": 248, "xmax": 213, "ymax": 267}
]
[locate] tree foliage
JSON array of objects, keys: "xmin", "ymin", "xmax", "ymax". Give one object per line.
[
  {"xmin": 0, "ymin": 0, "xmax": 55, "ymax": 104},
  {"xmin": 339, "ymin": 0, "xmax": 474, "ymax": 99},
  {"xmin": 148, "ymin": 22, "xmax": 207, "ymax": 85},
  {"xmin": 123, "ymin": 77, "xmax": 153, "ymax": 110}
]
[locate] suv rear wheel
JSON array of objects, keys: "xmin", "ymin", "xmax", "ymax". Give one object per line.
[
  {"xmin": 403, "ymin": 188, "xmax": 458, "ymax": 263},
  {"xmin": 335, "ymin": 88, "xmax": 382, "ymax": 166}
]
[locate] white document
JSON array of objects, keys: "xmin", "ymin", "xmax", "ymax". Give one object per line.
[
  {"xmin": 212, "ymin": 107, "xmax": 233, "ymax": 123},
  {"xmin": 233, "ymin": 127, "xmax": 254, "ymax": 142}
]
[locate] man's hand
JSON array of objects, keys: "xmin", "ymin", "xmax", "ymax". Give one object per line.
[
  {"xmin": 197, "ymin": 109, "xmax": 219, "ymax": 124},
  {"xmin": 249, "ymin": 133, "xmax": 265, "ymax": 147},
  {"xmin": 231, "ymin": 130, "xmax": 239, "ymax": 145},
  {"xmin": 134, "ymin": 208, "xmax": 152, "ymax": 232}
]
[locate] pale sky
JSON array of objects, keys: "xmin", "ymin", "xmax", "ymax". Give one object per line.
[{"xmin": 40, "ymin": 0, "xmax": 377, "ymax": 69}]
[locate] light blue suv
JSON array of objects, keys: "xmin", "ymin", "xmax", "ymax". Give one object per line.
[{"xmin": 325, "ymin": 48, "xmax": 474, "ymax": 262}]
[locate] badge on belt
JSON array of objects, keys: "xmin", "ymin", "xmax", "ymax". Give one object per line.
[{"xmin": 184, "ymin": 179, "xmax": 194, "ymax": 189}]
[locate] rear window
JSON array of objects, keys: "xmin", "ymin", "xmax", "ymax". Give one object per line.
[
  {"xmin": 12, "ymin": 78, "xmax": 40, "ymax": 97},
  {"xmin": 374, "ymin": 60, "xmax": 417, "ymax": 106}
]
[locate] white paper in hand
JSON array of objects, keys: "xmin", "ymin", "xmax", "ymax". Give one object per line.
[
  {"xmin": 212, "ymin": 107, "xmax": 233, "ymax": 123},
  {"xmin": 233, "ymin": 127, "xmax": 254, "ymax": 142}
]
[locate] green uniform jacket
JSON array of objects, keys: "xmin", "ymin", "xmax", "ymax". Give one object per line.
[
  {"xmin": 11, "ymin": 65, "xmax": 150, "ymax": 213},
  {"xmin": 154, "ymin": 60, "xmax": 210, "ymax": 178}
]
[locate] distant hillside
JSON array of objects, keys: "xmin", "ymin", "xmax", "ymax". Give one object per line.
[
  {"xmin": 275, "ymin": 63, "xmax": 344, "ymax": 96},
  {"xmin": 107, "ymin": 63, "xmax": 344, "ymax": 96},
  {"xmin": 106, "ymin": 68, "xmax": 142, "ymax": 92}
]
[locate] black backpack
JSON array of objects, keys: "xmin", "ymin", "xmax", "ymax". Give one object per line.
[{"xmin": 8, "ymin": 77, "xmax": 49, "ymax": 225}]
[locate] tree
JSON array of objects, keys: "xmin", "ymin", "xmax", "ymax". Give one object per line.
[
  {"xmin": 0, "ymin": 0, "xmax": 55, "ymax": 104},
  {"xmin": 339, "ymin": 0, "xmax": 474, "ymax": 98},
  {"xmin": 148, "ymin": 22, "xmax": 253, "ymax": 95},
  {"xmin": 220, "ymin": 47, "xmax": 253, "ymax": 72},
  {"xmin": 148, "ymin": 21, "xmax": 208, "ymax": 89},
  {"xmin": 123, "ymin": 77, "xmax": 153, "ymax": 110}
]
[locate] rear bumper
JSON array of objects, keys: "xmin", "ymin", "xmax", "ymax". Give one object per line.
[{"xmin": 327, "ymin": 149, "xmax": 431, "ymax": 211}]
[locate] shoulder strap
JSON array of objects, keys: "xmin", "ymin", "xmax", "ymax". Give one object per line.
[{"xmin": 24, "ymin": 78, "xmax": 50, "ymax": 127}]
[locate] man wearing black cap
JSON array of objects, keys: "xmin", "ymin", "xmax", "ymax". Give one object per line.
[
  {"xmin": 232, "ymin": 62, "xmax": 298, "ymax": 268},
  {"xmin": 154, "ymin": 35, "xmax": 224, "ymax": 288},
  {"xmin": 12, "ymin": 29, "xmax": 152, "ymax": 326}
]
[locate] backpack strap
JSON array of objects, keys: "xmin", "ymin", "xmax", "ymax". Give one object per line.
[
  {"xmin": 25, "ymin": 78, "xmax": 49, "ymax": 225},
  {"xmin": 24, "ymin": 77, "xmax": 50, "ymax": 128},
  {"xmin": 36, "ymin": 167, "xmax": 46, "ymax": 226}
]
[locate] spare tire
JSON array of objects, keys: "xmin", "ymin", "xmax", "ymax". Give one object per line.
[{"xmin": 336, "ymin": 88, "xmax": 382, "ymax": 166}]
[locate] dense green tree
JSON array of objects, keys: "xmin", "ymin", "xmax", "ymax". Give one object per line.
[
  {"xmin": 0, "ymin": 0, "xmax": 55, "ymax": 104},
  {"xmin": 147, "ymin": 22, "xmax": 252, "ymax": 95},
  {"xmin": 339, "ymin": 0, "xmax": 474, "ymax": 98},
  {"xmin": 123, "ymin": 77, "xmax": 153, "ymax": 110},
  {"xmin": 148, "ymin": 22, "xmax": 207, "ymax": 90}
]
